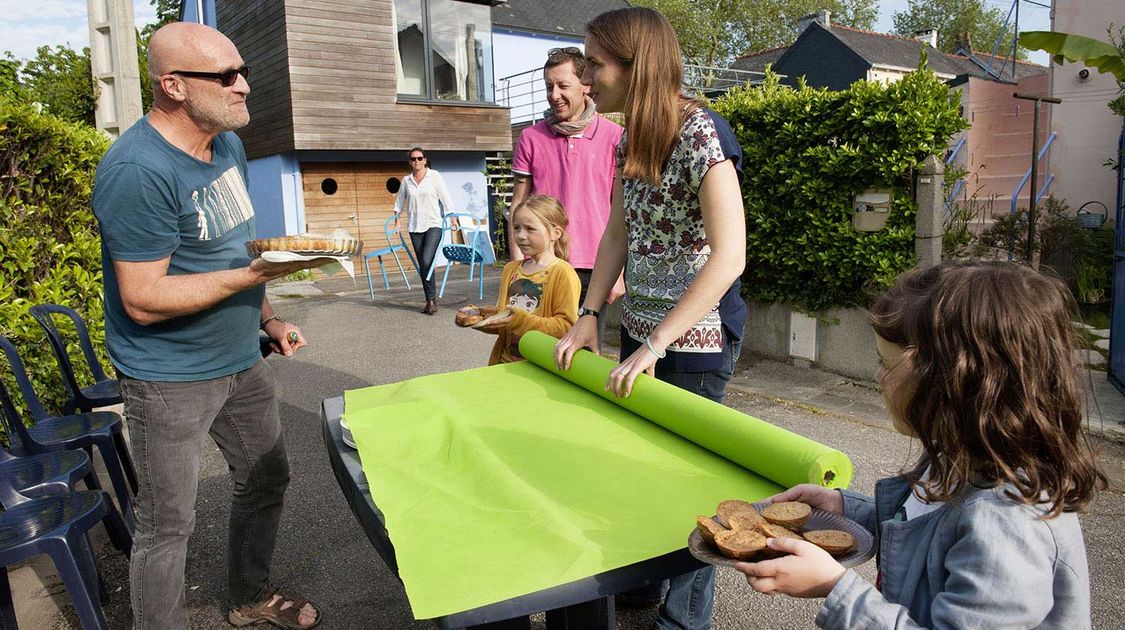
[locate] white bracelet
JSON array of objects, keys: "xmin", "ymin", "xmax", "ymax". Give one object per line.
[{"xmin": 644, "ymin": 337, "xmax": 667, "ymax": 359}]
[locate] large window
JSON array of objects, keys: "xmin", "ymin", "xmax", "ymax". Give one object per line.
[{"xmin": 393, "ymin": 0, "xmax": 495, "ymax": 103}]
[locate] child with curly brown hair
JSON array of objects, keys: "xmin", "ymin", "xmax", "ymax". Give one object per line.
[{"xmin": 736, "ymin": 261, "xmax": 1105, "ymax": 629}]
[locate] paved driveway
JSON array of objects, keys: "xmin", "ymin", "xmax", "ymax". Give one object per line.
[{"xmin": 52, "ymin": 274, "xmax": 1125, "ymax": 629}]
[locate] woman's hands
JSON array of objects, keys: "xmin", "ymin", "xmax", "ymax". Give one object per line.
[
  {"xmin": 605, "ymin": 346, "xmax": 657, "ymax": 398},
  {"xmin": 762, "ymin": 484, "xmax": 844, "ymax": 515},
  {"xmin": 735, "ymin": 538, "xmax": 846, "ymax": 598},
  {"xmin": 553, "ymin": 316, "xmax": 599, "ymax": 370}
]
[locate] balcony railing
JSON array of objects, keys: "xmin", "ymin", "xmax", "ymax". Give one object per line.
[{"xmin": 495, "ymin": 63, "xmax": 770, "ymax": 125}]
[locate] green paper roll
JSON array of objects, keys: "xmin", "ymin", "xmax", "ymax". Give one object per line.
[{"xmin": 519, "ymin": 331, "xmax": 852, "ymax": 489}]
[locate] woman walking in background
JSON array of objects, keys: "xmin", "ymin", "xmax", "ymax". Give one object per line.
[
  {"xmin": 553, "ymin": 7, "xmax": 748, "ymax": 630},
  {"xmin": 394, "ymin": 146, "xmax": 457, "ymax": 314}
]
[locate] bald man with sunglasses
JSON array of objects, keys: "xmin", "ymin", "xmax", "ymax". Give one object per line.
[{"xmin": 92, "ymin": 23, "xmax": 320, "ymax": 630}]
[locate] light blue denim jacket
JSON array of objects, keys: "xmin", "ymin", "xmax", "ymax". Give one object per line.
[{"xmin": 816, "ymin": 474, "xmax": 1091, "ymax": 629}]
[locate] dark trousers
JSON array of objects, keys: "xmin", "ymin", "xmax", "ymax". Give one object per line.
[
  {"xmin": 120, "ymin": 360, "xmax": 289, "ymax": 629},
  {"xmin": 620, "ymin": 330, "xmax": 742, "ymax": 630},
  {"xmin": 410, "ymin": 227, "xmax": 443, "ymax": 300},
  {"xmin": 574, "ymin": 269, "xmax": 608, "ymax": 353}
]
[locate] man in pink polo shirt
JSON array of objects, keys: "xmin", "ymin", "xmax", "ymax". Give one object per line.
[{"xmin": 510, "ymin": 47, "xmax": 624, "ymax": 347}]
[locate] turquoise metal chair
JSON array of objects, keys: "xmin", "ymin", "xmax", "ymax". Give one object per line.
[
  {"xmin": 364, "ymin": 216, "xmax": 418, "ymax": 300},
  {"xmin": 426, "ymin": 212, "xmax": 485, "ymax": 301}
]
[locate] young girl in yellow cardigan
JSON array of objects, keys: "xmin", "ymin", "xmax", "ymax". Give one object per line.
[{"xmin": 466, "ymin": 195, "xmax": 580, "ymax": 365}]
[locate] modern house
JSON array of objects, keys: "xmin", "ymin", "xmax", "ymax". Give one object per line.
[
  {"xmin": 181, "ymin": 0, "xmax": 517, "ymax": 273},
  {"xmin": 178, "ymin": 0, "xmax": 630, "ymax": 274},
  {"xmin": 733, "ymin": 11, "xmax": 1051, "ymax": 215}
]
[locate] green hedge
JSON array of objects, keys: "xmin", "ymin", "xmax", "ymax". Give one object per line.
[
  {"xmin": 713, "ymin": 61, "xmax": 967, "ymax": 311},
  {"xmin": 0, "ymin": 95, "xmax": 110, "ymax": 421}
]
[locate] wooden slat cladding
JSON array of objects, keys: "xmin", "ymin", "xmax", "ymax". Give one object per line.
[
  {"xmin": 284, "ymin": 0, "xmax": 512, "ymax": 153},
  {"xmin": 301, "ymin": 162, "xmax": 418, "ymax": 277},
  {"xmin": 219, "ymin": 0, "xmax": 296, "ymax": 159}
]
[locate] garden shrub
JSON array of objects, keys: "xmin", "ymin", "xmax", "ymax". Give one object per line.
[
  {"xmin": 0, "ymin": 94, "xmax": 110, "ymax": 422},
  {"xmin": 713, "ymin": 60, "xmax": 967, "ymax": 311}
]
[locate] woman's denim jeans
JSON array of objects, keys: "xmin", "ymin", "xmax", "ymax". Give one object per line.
[
  {"xmin": 121, "ymin": 360, "xmax": 290, "ymax": 630},
  {"xmin": 622, "ymin": 331, "xmax": 742, "ymax": 630},
  {"xmin": 410, "ymin": 227, "xmax": 443, "ymax": 300}
]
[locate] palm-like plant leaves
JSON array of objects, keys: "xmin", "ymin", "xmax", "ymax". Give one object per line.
[{"xmin": 1019, "ymin": 31, "xmax": 1125, "ymax": 81}]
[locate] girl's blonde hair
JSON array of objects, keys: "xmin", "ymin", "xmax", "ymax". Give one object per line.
[
  {"xmin": 513, "ymin": 195, "xmax": 569, "ymax": 261},
  {"xmin": 586, "ymin": 7, "xmax": 702, "ymax": 186},
  {"xmin": 870, "ymin": 261, "xmax": 1106, "ymax": 517}
]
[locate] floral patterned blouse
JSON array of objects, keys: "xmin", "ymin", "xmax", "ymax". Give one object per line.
[{"xmin": 619, "ymin": 107, "xmax": 746, "ymax": 371}]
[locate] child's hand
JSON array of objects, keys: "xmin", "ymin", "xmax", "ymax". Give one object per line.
[
  {"xmin": 735, "ymin": 538, "xmax": 846, "ymax": 598},
  {"xmin": 764, "ymin": 484, "xmax": 844, "ymax": 516}
]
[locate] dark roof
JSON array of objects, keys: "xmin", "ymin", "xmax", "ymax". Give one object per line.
[
  {"xmin": 491, "ymin": 0, "xmax": 631, "ymax": 38},
  {"xmin": 732, "ymin": 46, "xmax": 789, "ymax": 73},
  {"xmin": 731, "ymin": 22, "xmax": 1046, "ymax": 83}
]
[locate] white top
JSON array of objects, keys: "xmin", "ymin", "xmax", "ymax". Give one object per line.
[
  {"xmin": 902, "ymin": 466, "xmax": 946, "ymax": 520},
  {"xmin": 393, "ymin": 168, "xmax": 455, "ymax": 233}
]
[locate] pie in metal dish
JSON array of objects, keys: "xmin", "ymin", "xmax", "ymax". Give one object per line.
[{"xmin": 247, "ymin": 234, "xmax": 363, "ymax": 257}]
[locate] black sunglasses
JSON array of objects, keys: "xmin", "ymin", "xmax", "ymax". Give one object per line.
[
  {"xmin": 170, "ymin": 65, "xmax": 250, "ymax": 87},
  {"xmin": 548, "ymin": 47, "xmax": 582, "ymax": 57},
  {"xmin": 409, "ymin": 156, "xmax": 426, "ymax": 162}
]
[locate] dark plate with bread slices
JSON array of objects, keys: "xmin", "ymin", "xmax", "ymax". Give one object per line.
[{"xmin": 688, "ymin": 500, "xmax": 875, "ymax": 569}]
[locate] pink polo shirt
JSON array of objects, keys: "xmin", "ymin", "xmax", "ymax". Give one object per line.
[{"xmin": 512, "ymin": 115, "xmax": 623, "ymax": 270}]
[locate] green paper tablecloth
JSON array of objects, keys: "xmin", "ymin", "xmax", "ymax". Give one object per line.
[{"xmin": 343, "ymin": 331, "xmax": 853, "ymax": 619}]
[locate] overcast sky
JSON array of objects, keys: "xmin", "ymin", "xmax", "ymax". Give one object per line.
[{"xmin": 0, "ymin": 0, "xmax": 1050, "ymax": 63}]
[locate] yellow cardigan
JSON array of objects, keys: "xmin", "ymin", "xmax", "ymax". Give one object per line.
[{"xmin": 488, "ymin": 258, "xmax": 580, "ymax": 365}]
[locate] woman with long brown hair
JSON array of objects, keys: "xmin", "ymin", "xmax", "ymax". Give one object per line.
[{"xmin": 553, "ymin": 7, "xmax": 747, "ymax": 629}]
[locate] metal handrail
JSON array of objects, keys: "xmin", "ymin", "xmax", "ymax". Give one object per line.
[
  {"xmin": 495, "ymin": 63, "xmax": 772, "ymax": 125},
  {"xmin": 942, "ymin": 137, "xmax": 967, "ymax": 211},
  {"xmin": 945, "ymin": 137, "xmax": 966, "ymax": 165},
  {"xmin": 1010, "ymin": 131, "xmax": 1057, "ymax": 215}
]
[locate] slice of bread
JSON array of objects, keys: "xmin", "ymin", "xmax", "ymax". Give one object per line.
[
  {"xmin": 804, "ymin": 530, "xmax": 857, "ymax": 556},
  {"xmin": 716, "ymin": 499, "xmax": 758, "ymax": 528},
  {"xmin": 726, "ymin": 510, "xmax": 766, "ymax": 531},
  {"xmin": 696, "ymin": 516, "xmax": 727, "ymax": 545},
  {"xmin": 714, "ymin": 528, "xmax": 768, "ymax": 561},
  {"xmin": 761, "ymin": 501, "xmax": 812, "ymax": 530}
]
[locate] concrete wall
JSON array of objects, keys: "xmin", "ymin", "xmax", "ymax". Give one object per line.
[
  {"xmin": 742, "ymin": 302, "xmax": 877, "ymax": 382},
  {"xmin": 963, "ymin": 74, "xmax": 1051, "ymax": 212},
  {"xmin": 1049, "ymin": 0, "xmax": 1121, "ymax": 217}
]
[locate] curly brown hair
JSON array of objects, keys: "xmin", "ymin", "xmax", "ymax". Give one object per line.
[{"xmin": 870, "ymin": 261, "xmax": 1106, "ymax": 517}]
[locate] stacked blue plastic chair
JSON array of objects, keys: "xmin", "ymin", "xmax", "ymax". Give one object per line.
[
  {"xmin": 0, "ymin": 461, "xmax": 124, "ymax": 629},
  {"xmin": 28, "ymin": 305, "xmax": 138, "ymax": 498},
  {"xmin": 364, "ymin": 215, "xmax": 418, "ymax": 300},
  {"xmin": 426, "ymin": 212, "xmax": 485, "ymax": 301},
  {"xmin": 0, "ymin": 336, "xmax": 136, "ymax": 533},
  {"xmin": 0, "ymin": 386, "xmax": 132, "ymax": 557},
  {"xmin": 28, "ymin": 305, "xmax": 121, "ymax": 415}
]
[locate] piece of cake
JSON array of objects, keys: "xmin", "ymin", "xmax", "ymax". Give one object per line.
[{"xmin": 761, "ymin": 501, "xmax": 812, "ymax": 530}]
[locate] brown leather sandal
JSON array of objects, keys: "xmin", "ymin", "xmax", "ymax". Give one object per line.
[{"xmin": 228, "ymin": 588, "xmax": 320, "ymax": 629}]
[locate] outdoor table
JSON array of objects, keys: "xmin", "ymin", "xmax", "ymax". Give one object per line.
[{"xmin": 321, "ymin": 395, "xmax": 705, "ymax": 629}]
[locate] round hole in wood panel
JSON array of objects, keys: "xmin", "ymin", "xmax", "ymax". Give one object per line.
[
  {"xmin": 386, "ymin": 177, "xmax": 402, "ymax": 194},
  {"xmin": 321, "ymin": 178, "xmax": 338, "ymax": 195}
]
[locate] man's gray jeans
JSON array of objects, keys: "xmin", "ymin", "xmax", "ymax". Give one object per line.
[{"xmin": 120, "ymin": 360, "xmax": 289, "ymax": 630}]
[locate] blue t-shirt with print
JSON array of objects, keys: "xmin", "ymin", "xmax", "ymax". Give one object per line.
[{"xmin": 93, "ymin": 117, "xmax": 263, "ymax": 381}]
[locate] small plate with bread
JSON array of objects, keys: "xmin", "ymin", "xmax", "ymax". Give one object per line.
[
  {"xmin": 688, "ymin": 499, "xmax": 874, "ymax": 569},
  {"xmin": 455, "ymin": 305, "xmax": 511, "ymax": 329}
]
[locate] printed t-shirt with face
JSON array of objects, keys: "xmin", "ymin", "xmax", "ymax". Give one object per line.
[
  {"xmin": 93, "ymin": 116, "xmax": 263, "ymax": 381},
  {"xmin": 503, "ymin": 270, "xmax": 546, "ymax": 359}
]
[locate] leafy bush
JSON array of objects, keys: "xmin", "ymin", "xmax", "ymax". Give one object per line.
[
  {"xmin": 712, "ymin": 60, "xmax": 967, "ymax": 311},
  {"xmin": 0, "ymin": 94, "xmax": 110, "ymax": 422}
]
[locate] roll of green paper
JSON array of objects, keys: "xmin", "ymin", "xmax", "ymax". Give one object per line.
[{"xmin": 519, "ymin": 331, "xmax": 852, "ymax": 489}]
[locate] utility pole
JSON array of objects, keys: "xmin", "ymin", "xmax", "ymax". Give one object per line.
[
  {"xmin": 86, "ymin": 0, "xmax": 143, "ymax": 138},
  {"xmin": 1014, "ymin": 92, "xmax": 1062, "ymax": 263}
]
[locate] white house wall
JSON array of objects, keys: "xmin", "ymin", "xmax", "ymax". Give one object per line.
[
  {"xmin": 493, "ymin": 29, "xmax": 584, "ymax": 125},
  {"xmin": 1049, "ymin": 0, "xmax": 1121, "ymax": 217}
]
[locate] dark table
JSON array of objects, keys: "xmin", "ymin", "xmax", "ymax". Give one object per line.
[{"xmin": 321, "ymin": 396, "xmax": 705, "ymax": 629}]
